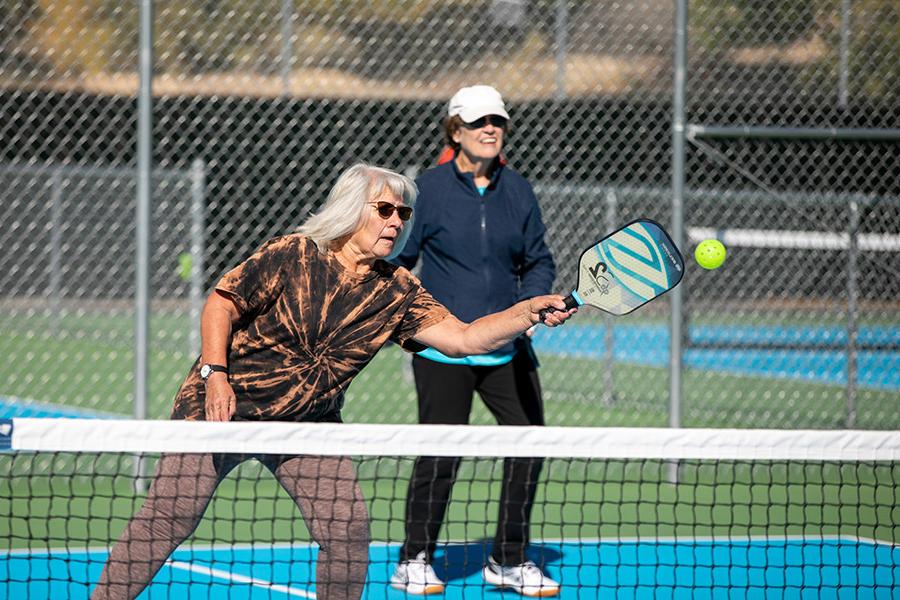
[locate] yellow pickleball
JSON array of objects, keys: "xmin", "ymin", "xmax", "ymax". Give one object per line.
[{"xmin": 694, "ymin": 239, "xmax": 726, "ymax": 270}]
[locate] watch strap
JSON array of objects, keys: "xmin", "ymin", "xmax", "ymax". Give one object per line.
[{"xmin": 200, "ymin": 363, "xmax": 229, "ymax": 379}]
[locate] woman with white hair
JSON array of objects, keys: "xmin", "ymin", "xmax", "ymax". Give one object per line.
[{"xmin": 90, "ymin": 162, "xmax": 574, "ymax": 600}]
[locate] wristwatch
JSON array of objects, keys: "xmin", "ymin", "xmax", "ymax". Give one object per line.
[{"xmin": 200, "ymin": 363, "xmax": 228, "ymax": 380}]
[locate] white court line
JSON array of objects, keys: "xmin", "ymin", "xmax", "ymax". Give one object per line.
[{"xmin": 167, "ymin": 560, "xmax": 316, "ymax": 599}]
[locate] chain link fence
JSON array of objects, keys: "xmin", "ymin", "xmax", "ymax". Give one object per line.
[{"xmin": 1, "ymin": 0, "xmax": 897, "ymax": 428}]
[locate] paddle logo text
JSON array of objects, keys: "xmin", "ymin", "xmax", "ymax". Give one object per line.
[
  {"xmin": 660, "ymin": 239, "xmax": 682, "ymax": 272},
  {"xmin": 586, "ymin": 261, "xmax": 611, "ymax": 295}
]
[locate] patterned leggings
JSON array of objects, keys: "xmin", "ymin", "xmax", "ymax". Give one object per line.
[{"xmin": 91, "ymin": 452, "xmax": 370, "ymax": 600}]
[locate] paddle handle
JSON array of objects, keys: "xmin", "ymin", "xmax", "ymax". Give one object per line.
[{"xmin": 539, "ymin": 293, "xmax": 580, "ymax": 323}]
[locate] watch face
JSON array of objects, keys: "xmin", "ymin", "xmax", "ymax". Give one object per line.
[{"xmin": 200, "ymin": 364, "xmax": 211, "ymax": 379}]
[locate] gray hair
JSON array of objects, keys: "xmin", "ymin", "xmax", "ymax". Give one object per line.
[{"xmin": 297, "ymin": 163, "xmax": 418, "ymax": 259}]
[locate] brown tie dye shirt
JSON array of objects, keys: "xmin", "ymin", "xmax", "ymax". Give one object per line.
[{"xmin": 171, "ymin": 235, "xmax": 449, "ymax": 422}]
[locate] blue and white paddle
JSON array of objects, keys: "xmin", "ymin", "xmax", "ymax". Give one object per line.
[{"xmin": 541, "ymin": 219, "xmax": 684, "ymax": 320}]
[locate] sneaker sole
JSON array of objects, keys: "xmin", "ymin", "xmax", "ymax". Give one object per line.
[
  {"xmin": 389, "ymin": 581, "xmax": 446, "ymax": 595},
  {"xmin": 521, "ymin": 588, "xmax": 560, "ymax": 598},
  {"xmin": 485, "ymin": 584, "xmax": 559, "ymax": 598},
  {"xmin": 483, "ymin": 571, "xmax": 560, "ymax": 597}
]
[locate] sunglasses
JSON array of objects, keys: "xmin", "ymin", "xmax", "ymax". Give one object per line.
[
  {"xmin": 369, "ymin": 201, "xmax": 413, "ymax": 221},
  {"xmin": 462, "ymin": 115, "xmax": 508, "ymax": 130}
]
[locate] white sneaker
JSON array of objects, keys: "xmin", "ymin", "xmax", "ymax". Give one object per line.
[
  {"xmin": 482, "ymin": 557, "xmax": 560, "ymax": 597},
  {"xmin": 391, "ymin": 551, "xmax": 446, "ymax": 595}
]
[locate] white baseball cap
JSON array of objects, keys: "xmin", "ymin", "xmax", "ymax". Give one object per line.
[{"xmin": 447, "ymin": 85, "xmax": 510, "ymax": 123}]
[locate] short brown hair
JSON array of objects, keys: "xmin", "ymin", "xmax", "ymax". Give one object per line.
[{"xmin": 442, "ymin": 115, "xmax": 465, "ymax": 152}]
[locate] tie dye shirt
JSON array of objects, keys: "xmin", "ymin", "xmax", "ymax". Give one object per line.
[{"xmin": 171, "ymin": 234, "xmax": 449, "ymax": 422}]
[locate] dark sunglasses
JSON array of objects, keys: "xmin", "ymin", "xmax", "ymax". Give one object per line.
[
  {"xmin": 462, "ymin": 115, "xmax": 508, "ymax": 130},
  {"xmin": 369, "ymin": 201, "xmax": 413, "ymax": 221}
]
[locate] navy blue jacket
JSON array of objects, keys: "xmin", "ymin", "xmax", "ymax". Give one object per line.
[{"xmin": 394, "ymin": 160, "xmax": 555, "ymax": 353}]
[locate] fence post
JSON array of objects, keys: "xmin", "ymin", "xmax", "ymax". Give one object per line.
[
  {"xmin": 603, "ymin": 188, "xmax": 617, "ymax": 405},
  {"xmin": 190, "ymin": 159, "xmax": 206, "ymax": 359},
  {"xmin": 280, "ymin": 0, "xmax": 294, "ymax": 97},
  {"xmin": 846, "ymin": 198, "xmax": 859, "ymax": 427},
  {"xmin": 134, "ymin": 0, "xmax": 154, "ymax": 493},
  {"xmin": 47, "ymin": 169, "xmax": 64, "ymax": 331},
  {"xmin": 839, "ymin": 0, "xmax": 850, "ymax": 108},
  {"xmin": 555, "ymin": 0, "xmax": 568, "ymax": 100},
  {"xmin": 668, "ymin": 0, "xmax": 689, "ymax": 483}
]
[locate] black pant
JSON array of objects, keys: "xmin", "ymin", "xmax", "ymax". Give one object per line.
[{"xmin": 400, "ymin": 350, "xmax": 545, "ymax": 566}]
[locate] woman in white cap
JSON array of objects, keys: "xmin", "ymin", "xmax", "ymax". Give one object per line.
[{"xmin": 391, "ymin": 86, "xmax": 560, "ymax": 597}]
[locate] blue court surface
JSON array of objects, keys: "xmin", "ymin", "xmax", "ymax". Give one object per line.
[
  {"xmin": 0, "ymin": 396, "xmax": 120, "ymax": 419},
  {"xmin": 1, "ymin": 538, "xmax": 896, "ymax": 599},
  {"xmin": 532, "ymin": 324, "xmax": 900, "ymax": 390}
]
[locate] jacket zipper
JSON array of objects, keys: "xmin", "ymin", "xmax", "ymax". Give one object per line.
[{"xmin": 480, "ymin": 193, "xmax": 491, "ymax": 297}]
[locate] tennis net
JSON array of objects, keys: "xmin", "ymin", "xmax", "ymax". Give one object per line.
[{"xmin": 2, "ymin": 418, "xmax": 898, "ymax": 598}]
